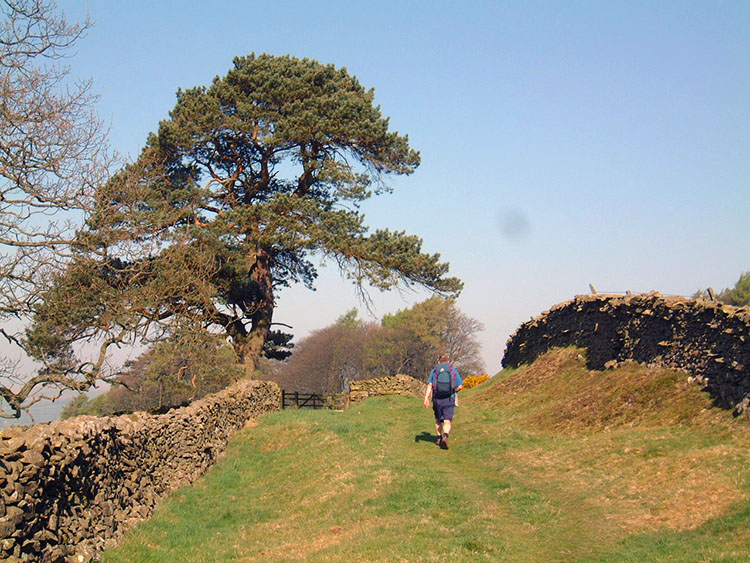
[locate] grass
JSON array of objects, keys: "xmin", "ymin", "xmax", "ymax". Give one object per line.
[{"xmin": 102, "ymin": 348, "xmax": 750, "ymax": 562}]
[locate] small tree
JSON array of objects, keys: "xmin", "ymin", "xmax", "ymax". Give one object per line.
[
  {"xmin": 62, "ymin": 331, "xmax": 244, "ymax": 417},
  {"xmin": 27, "ymin": 54, "xmax": 462, "ymax": 390},
  {"xmin": 724, "ymin": 272, "xmax": 750, "ymax": 307},
  {"xmin": 369, "ymin": 297, "xmax": 485, "ymax": 379}
]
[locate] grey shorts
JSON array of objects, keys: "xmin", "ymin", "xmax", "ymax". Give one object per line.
[{"xmin": 432, "ymin": 396, "xmax": 455, "ymax": 423}]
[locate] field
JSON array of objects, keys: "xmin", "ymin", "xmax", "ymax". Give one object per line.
[{"xmin": 102, "ymin": 348, "xmax": 750, "ymax": 562}]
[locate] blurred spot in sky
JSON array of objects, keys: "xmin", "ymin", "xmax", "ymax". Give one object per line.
[{"xmin": 498, "ymin": 207, "xmax": 531, "ymax": 241}]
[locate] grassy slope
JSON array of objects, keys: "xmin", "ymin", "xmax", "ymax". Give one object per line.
[{"xmin": 103, "ymin": 348, "xmax": 750, "ymax": 562}]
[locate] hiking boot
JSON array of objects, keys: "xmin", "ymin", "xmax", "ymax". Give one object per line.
[{"xmin": 440, "ymin": 436, "xmax": 449, "ymax": 450}]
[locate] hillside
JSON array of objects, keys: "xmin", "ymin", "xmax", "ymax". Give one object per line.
[{"xmin": 102, "ymin": 348, "xmax": 750, "ymax": 562}]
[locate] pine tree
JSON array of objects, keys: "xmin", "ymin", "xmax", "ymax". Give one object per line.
[{"xmin": 28, "ymin": 54, "xmax": 462, "ymax": 381}]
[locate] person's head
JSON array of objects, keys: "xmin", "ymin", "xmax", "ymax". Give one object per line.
[{"xmin": 438, "ymin": 354, "xmax": 449, "ymax": 363}]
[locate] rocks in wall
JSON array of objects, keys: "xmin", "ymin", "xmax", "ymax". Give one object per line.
[
  {"xmin": 0, "ymin": 379, "xmax": 280, "ymax": 562},
  {"xmin": 349, "ymin": 374, "xmax": 426, "ymax": 403},
  {"xmin": 503, "ymin": 292, "xmax": 750, "ymax": 414}
]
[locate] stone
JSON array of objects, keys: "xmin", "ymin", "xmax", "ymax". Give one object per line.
[
  {"xmin": 0, "ymin": 438, "xmax": 26, "ymax": 453},
  {"xmin": 1, "ymin": 505, "xmax": 23, "ymax": 527},
  {"xmin": 0, "ymin": 518, "xmax": 15, "ymax": 539},
  {"xmin": 21, "ymin": 449, "xmax": 44, "ymax": 467},
  {"xmin": 502, "ymin": 293, "xmax": 750, "ymax": 412},
  {"xmin": 0, "ymin": 379, "xmax": 280, "ymax": 560}
]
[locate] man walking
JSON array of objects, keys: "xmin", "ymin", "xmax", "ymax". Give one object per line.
[{"xmin": 424, "ymin": 355, "xmax": 463, "ymax": 449}]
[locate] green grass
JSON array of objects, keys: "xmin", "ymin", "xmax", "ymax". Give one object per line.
[{"xmin": 102, "ymin": 349, "xmax": 750, "ymax": 562}]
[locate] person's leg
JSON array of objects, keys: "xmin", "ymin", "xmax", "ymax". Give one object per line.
[
  {"xmin": 439, "ymin": 399, "xmax": 456, "ymax": 449},
  {"xmin": 442, "ymin": 419, "xmax": 452, "ymax": 436},
  {"xmin": 433, "ymin": 400, "xmax": 444, "ymax": 443}
]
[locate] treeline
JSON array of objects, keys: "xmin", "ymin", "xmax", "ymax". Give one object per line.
[
  {"xmin": 62, "ymin": 296, "xmax": 485, "ymax": 417},
  {"xmin": 257, "ymin": 297, "xmax": 486, "ymax": 394}
]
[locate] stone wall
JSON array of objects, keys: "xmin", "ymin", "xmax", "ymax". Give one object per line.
[
  {"xmin": 0, "ymin": 379, "xmax": 280, "ymax": 562},
  {"xmin": 502, "ymin": 292, "xmax": 750, "ymax": 414},
  {"xmin": 349, "ymin": 374, "xmax": 426, "ymax": 404}
]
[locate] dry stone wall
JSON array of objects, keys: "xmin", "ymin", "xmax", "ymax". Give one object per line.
[
  {"xmin": 503, "ymin": 292, "xmax": 750, "ymax": 414},
  {"xmin": 349, "ymin": 374, "xmax": 426, "ymax": 403},
  {"xmin": 0, "ymin": 379, "xmax": 280, "ymax": 562}
]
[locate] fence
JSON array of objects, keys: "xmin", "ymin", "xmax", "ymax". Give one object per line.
[{"xmin": 281, "ymin": 390, "xmax": 347, "ymax": 410}]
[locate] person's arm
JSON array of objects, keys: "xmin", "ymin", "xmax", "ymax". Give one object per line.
[
  {"xmin": 424, "ymin": 374, "xmax": 433, "ymax": 407},
  {"xmin": 455, "ymin": 370, "xmax": 464, "ymax": 392}
]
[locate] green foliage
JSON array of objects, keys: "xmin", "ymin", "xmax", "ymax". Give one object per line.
[
  {"xmin": 28, "ymin": 53, "xmax": 462, "ymax": 381},
  {"xmin": 372, "ymin": 296, "xmax": 485, "ymax": 379},
  {"xmin": 725, "ymin": 272, "xmax": 750, "ymax": 306},
  {"xmin": 60, "ymin": 394, "xmax": 92, "ymax": 419},
  {"xmin": 695, "ymin": 271, "xmax": 750, "ymax": 307},
  {"xmin": 62, "ymin": 332, "xmax": 244, "ymax": 417},
  {"xmin": 335, "ymin": 308, "xmax": 361, "ymax": 329}
]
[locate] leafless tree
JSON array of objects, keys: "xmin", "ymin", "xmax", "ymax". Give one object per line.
[
  {"xmin": 442, "ymin": 311, "xmax": 485, "ymax": 376},
  {"xmin": 269, "ymin": 321, "xmax": 378, "ymax": 394},
  {"xmin": 0, "ymin": 0, "xmax": 112, "ymax": 418}
]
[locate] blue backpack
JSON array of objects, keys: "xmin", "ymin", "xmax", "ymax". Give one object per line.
[{"xmin": 432, "ymin": 362, "xmax": 457, "ymax": 399}]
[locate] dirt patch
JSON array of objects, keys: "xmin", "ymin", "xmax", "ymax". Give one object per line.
[
  {"xmin": 258, "ymin": 425, "xmax": 309, "ymax": 451},
  {"xmin": 242, "ymin": 517, "xmax": 385, "ymax": 560}
]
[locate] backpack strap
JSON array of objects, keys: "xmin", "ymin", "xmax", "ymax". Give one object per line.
[{"xmin": 449, "ymin": 363, "xmax": 456, "ymax": 394}]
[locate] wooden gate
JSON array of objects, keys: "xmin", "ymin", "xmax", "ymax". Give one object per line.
[{"xmin": 281, "ymin": 391, "xmax": 347, "ymax": 410}]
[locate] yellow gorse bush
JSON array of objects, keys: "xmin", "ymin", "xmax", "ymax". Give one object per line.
[{"xmin": 463, "ymin": 374, "xmax": 489, "ymax": 389}]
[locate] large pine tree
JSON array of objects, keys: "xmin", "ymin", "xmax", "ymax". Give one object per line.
[{"xmin": 28, "ymin": 54, "xmax": 462, "ymax": 381}]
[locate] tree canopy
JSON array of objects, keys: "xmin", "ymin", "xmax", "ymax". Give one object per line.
[
  {"xmin": 371, "ymin": 297, "xmax": 485, "ymax": 379},
  {"xmin": 718, "ymin": 272, "xmax": 750, "ymax": 307},
  {"xmin": 27, "ymin": 54, "xmax": 463, "ymax": 394}
]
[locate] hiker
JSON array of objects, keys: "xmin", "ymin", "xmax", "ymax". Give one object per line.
[{"xmin": 424, "ymin": 355, "xmax": 464, "ymax": 449}]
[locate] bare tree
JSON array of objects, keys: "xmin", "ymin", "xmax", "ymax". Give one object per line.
[
  {"xmin": 442, "ymin": 310, "xmax": 485, "ymax": 376},
  {"xmin": 0, "ymin": 0, "xmax": 111, "ymax": 418},
  {"xmin": 268, "ymin": 317, "xmax": 377, "ymax": 394}
]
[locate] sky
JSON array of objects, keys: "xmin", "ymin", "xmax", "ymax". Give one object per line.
[{"xmin": 44, "ymin": 0, "xmax": 750, "ymax": 376}]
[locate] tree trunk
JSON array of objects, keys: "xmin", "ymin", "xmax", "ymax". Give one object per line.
[{"xmin": 240, "ymin": 248, "xmax": 275, "ymax": 376}]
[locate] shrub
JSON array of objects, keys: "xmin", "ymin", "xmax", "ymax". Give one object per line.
[{"xmin": 463, "ymin": 374, "xmax": 489, "ymax": 389}]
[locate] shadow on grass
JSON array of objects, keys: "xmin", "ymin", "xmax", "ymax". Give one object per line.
[{"xmin": 414, "ymin": 431, "xmax": 438, "ymax": 444}]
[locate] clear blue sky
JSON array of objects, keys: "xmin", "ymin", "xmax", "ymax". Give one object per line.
[{"xmin": 58, "ymin": 0, "xmax": 750, "ymax": 373}]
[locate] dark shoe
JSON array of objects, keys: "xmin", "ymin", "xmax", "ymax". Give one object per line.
[
  {"xmin": 440, "ymin": 436, "xmax": 449, "ymax": 450},
  {"xmin": 436, "ymin": 436, "xmax": 443, "ymax": 447}
]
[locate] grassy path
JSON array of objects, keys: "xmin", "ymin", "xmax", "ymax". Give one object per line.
[{"xmin": 103, "ymin": 355, "xmax": 750, "ymax": 562}]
